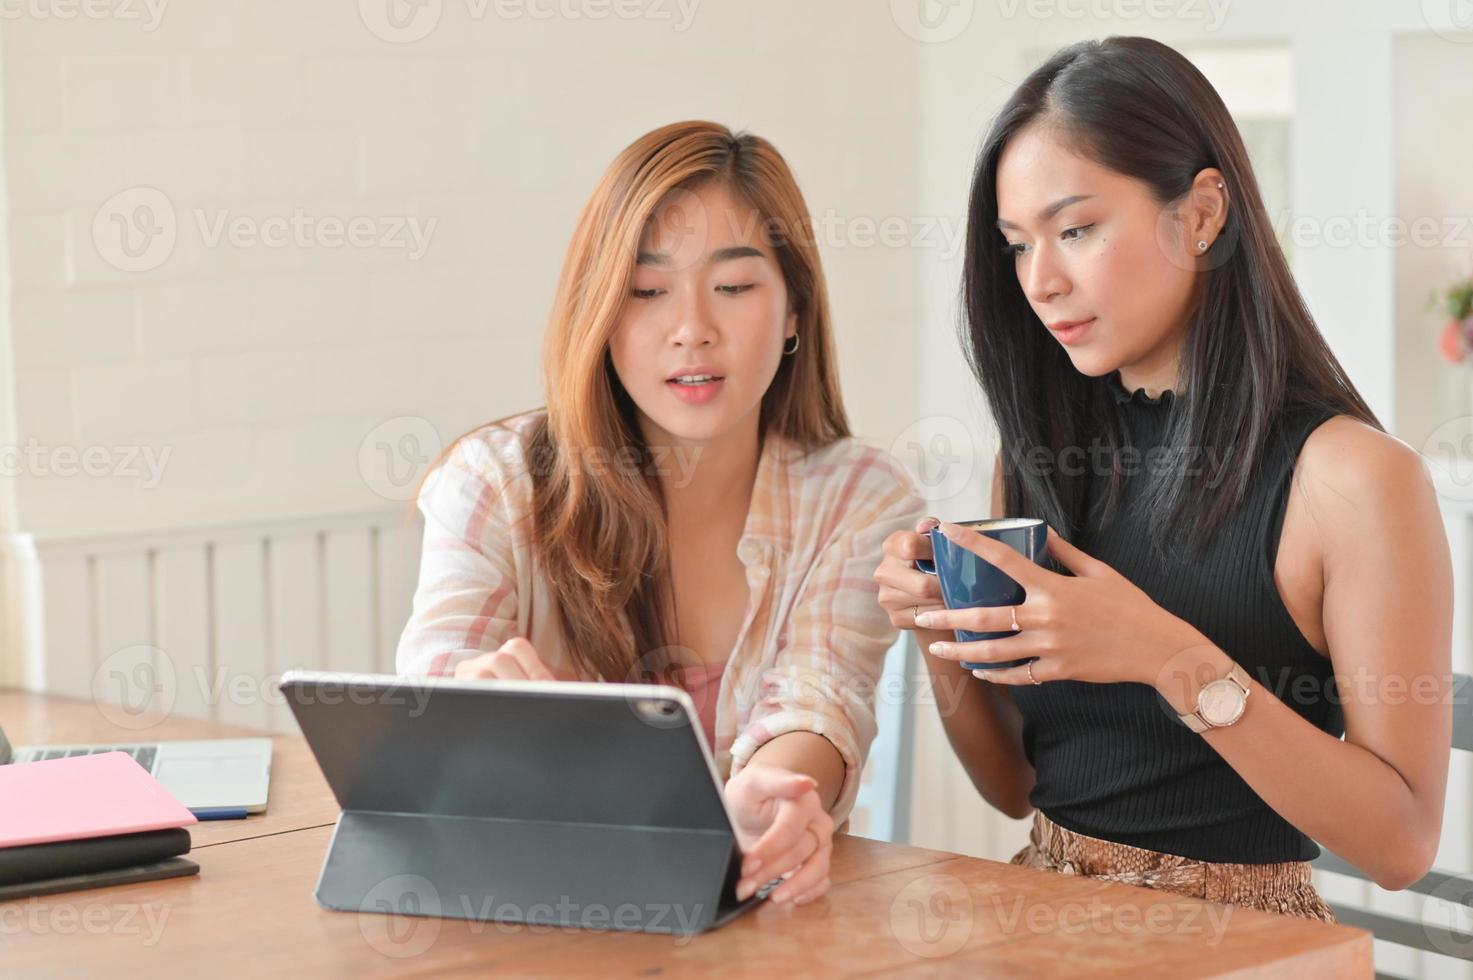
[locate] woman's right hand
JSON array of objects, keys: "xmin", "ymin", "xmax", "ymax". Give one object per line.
[
  {"xmin": 452, "ymin": 637, "xmax": 557, "ymax": 681},
  {"xmin": 874, "ymin": 516, "xmax": 947, "ymax": 631}
]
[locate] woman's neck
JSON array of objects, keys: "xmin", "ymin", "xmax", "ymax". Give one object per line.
[
  {"xmin": 644, "ymin": 413, "xmax": 762, "ymax": 527},
  {"xmin": 1115, "ymin": 312, "xmax": 1197, "ymax": 398},
  {"xmin": 1116, "ymin": 344, "xmax": 1184, "ymax": 399}
]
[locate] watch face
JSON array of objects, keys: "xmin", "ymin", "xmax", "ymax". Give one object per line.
[{"xmin": 1199, "ymin": 679, "xmax": 1244, "ymax": 726}]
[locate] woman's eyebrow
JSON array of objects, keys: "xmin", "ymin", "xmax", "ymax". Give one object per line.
[
  {"xmin": 636, "ymin": 245, "xmax": 766, "ymax": 266},
  {"xmin": 996, "ymin": 194, "xmax": 1094, "ymax": 230},
  {"xmin": 708, "ymin": 245, "xmax": 764, "ymax": 262}
]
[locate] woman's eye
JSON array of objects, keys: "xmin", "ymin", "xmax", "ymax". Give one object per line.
[
  {"xmin": 1002, "ymin": 225, "xmax": 1092, "ymax": 258},
  {"xmin": 631, "ymin": 288, "xmax": 664, "ymax": 299},
  {"xmin": 716, "ymin": 284, "xmax": 755, "ymax": 295}
]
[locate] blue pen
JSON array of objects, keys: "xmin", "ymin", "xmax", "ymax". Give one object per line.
[{"xmin": 190, "ymin": 807, "xmax": 250, "ymax": 820}]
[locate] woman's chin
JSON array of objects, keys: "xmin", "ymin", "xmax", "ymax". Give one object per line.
[
  {"xmin": 1061, "ymin": 348, "xmax": 1120, "ymax": 379},
  {"xmin": 636, "ymin": 404, "xmax": 738, "ymax": 449}
]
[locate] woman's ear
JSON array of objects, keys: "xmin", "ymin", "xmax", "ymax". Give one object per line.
[{"xmin": 1185, "ymin": 168, "xmax": 1229, "ymax": 255}]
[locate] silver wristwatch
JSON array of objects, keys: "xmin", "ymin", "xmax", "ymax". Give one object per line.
[{"xmin": 1178, "ymin": 662, "xmax": 1251, "ymax": 732}]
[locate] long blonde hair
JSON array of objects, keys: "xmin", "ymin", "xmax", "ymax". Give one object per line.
[{"xmin": 439, "ymin": 121, "xmax": 849, "ymax": 681}]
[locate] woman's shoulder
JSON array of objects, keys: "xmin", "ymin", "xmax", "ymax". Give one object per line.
[
  {"xmin": 439, "ymin": 410, "xmax": 549, "ymax": 480},
  {"xmin": 1297, "ymin": 414, "xmax": 1422, "ymax": 483},
  {"xmin": 1285, "ymin": 414, "xmax": 1448, "ymax": 624},
  {"xmin": 419, "ymin": 410, "xmax": 549, "ymax": 519},
  {"xmin": 1294, "ymin": 414, "xmax": 1434, "ymax": 526}
]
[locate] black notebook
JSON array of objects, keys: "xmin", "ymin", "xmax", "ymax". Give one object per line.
[
  {"xmin": 0, "ymin": 827, "xmax": 193, "ymax": 887},
  {"xmin": 0, "ymin": 857, "xmax": 199, "ymax": 901}
]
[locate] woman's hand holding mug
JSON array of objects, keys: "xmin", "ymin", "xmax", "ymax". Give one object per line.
[{"xmin": 874, "ymin": 517, "xmax": 947, "ymax": 630}]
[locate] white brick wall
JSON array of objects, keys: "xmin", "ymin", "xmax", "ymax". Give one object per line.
[{"xmin": 3, "ymin": 1, "xmax": 925, "ymax": 539}]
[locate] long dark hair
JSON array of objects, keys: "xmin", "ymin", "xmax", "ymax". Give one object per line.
[{"xmin": 962, "ymin": 36, "xmax": 1380, "ymax": 560}]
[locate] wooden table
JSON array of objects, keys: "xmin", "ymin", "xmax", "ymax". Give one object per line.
[{"xmin": 0, "ymin": 691, "xmax": 1372, "ymax": 977}]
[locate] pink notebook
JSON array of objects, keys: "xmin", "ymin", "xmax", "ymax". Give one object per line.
[{"xmin": 0, "ymin": 751, "xmax": 198, "ymax": 848}]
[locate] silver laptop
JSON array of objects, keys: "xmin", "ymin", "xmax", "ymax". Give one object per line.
[{"xmin": 0, "ymin": 725, "xmax": 272, "ymax": 814}]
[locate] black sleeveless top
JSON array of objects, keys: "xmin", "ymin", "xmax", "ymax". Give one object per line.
[{"xmin": 1008, "ymin": 371, "xmax": 1342, "ymax": 863}]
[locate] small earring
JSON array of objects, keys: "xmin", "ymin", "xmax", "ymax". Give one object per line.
[
  {"xmin": 1198, "ymin": 240, "xmax": 1209, "ymax": 252},
  {"xmin": 1217, "ymin": 182, "xmax": 1224, "ymax": 189},
  {"xmin": 783, "ymin": 333, "xmax": 801, "ymax": 356}
]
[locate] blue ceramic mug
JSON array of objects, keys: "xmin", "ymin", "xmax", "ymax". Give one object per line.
[{"xmin": 915, "ymin": 517, "xmax": 1049, "ymax": 670}]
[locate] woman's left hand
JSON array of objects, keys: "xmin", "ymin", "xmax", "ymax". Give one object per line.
[
  {"xmin": 724, "ymin": 763, "xmax": 834, "ymax": 907},
  {"xmin": 913, "ymin": 523, "xmax": 1214, "ymax": 687}
]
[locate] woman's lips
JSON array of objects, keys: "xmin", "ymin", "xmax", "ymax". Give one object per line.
[
  {"xmin": 1049, "ymin": 318, "xmax": 1095, "ymax": 345},
  {"xmin": 666, "ymin": 377, "xmax": 725, "ymax": 404}
]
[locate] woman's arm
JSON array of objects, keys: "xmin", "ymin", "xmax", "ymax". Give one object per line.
[
  {"xmin": 729, "ymin": 461, "xmax": 924, "ymax": 827},
  {"xmin": 747, "ymin": 731, "xmax": 846, "ymax": 811},
  {"xmin": 877, "ymin": 452, "xmax": 1036, "ymax": 818},
  {"xmin": 396, "ymin": 432, "xmax": 523, "ymax": 676},
  {"xmin": 923, "ymin": 454, "xmax": 1035, "ymax": 818},
  {"xmin": 727, "ymin": 455, "xmax": 925, "ymax": 907},
  {"xmin": 1156, "ymin": 418, "xmax": 1452, "ymax": 889},
  {"xmin": 921, "ymin": 630, "xmax": 1036, "ymax": 819}
]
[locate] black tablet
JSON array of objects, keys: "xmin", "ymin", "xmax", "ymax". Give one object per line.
[{"xmin": 280, "ymin": 670, "xmax": 773, "ymax": 936}]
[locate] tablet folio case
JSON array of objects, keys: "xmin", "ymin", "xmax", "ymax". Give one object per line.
[{"xmin": 283, "ymin": 674, "xmax": 763, "ymax": 936}]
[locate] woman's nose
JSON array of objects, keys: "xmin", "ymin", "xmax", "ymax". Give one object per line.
[
  {"xmin": 1023, "ymin": 247, "xmax": 1069, "ymax": 306},
  {"xmin": 671, "ymin": 291, "xmax": 718, "ymax": 348}
]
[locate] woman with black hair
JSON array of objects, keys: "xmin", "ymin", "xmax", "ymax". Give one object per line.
[{"xmin": 874, "ymin": 36, "xmax": 1452, "ymax": 921}]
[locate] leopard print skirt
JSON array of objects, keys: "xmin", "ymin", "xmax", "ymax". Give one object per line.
[{"xmin": 1008, "ymin": 810, "xmax": 1337, "ymax": 923}]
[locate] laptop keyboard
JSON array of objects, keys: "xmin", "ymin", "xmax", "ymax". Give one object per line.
[{"xmin": 31, "ymin": 745, "xmax": 157, "ymax": 772}]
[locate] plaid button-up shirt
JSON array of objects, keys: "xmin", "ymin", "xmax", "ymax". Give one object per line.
[{"xmin": 395, "ymin": 411, "xmax": 925, "ymax": 826}]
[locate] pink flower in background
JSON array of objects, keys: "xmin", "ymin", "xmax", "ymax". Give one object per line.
[
  {"xmin": 1434, "ymin": 277, "xmax": 1473, "ymax": 364},
  {"xmin": 1442, "ymin": 319, "xmax": 1468, "ymax": 364}
]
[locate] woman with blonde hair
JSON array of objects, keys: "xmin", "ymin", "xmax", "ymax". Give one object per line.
[{"xmin": 397, "ymin": 121, "xmax": 924, "ymax": 908}]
